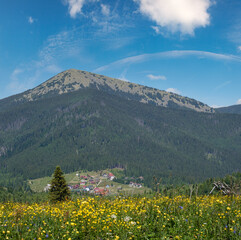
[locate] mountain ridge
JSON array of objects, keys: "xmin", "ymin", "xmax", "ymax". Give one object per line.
[
  {"xmin": 7, "ymin": 69, "xmax": 214, "ymax": 113},
  {"xmin": 217, "ymin": 104, "xmax": 241, "ymax": 115},
  {"xmin": 2, "ymin": 69, "xmax": 240, "ymax": 188}
]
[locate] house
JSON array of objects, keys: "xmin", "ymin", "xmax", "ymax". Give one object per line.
[
  {"xmin": 129, "ymin": 182, "xmax": 134, "ymax": 187},
  {"xmin": 80, "ymin": 176, "xmax": 88, "ymax": 180},
  {"xmin": 83, "ymin": 187, "xmax": 90, "ymax": 192},
  {"xmin": 108, "ymin": 173, "xmax": 115, "ymax": 181},
  {"xmin": 44, "ymin": 184, "xmax": 51, "ymax": 192},
  {"xmin": 87, "ymin": 185, "xmax": 94, "ymax": 190},
  {"xmin": 73, "ymin": 184, "xmax": 80, "ymax": 189},
  {"xmin": 129, "ymin": 182, "xmax": 142, "ymax": 188},
  {"xmin": 94, "ymin": 187, "xmax": 109, "ymax": 196}
]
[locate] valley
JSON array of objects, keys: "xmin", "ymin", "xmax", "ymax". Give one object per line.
[
  {"xmin": 0, "ymin": 70, "xmax": 241, "ymax": 189},
  {"xmin": 29, "ymin": 169, "xmax": 150, "ymax": 196}
]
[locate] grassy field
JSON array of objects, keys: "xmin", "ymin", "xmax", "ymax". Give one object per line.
[
  {"xmin": 0, "ymin": 195, "xmax": 240, "ymax": 239},
  {"xmin": 28, "ymin": 169, "xmax": 150, "ymax": 196},
  {"xmin": 28, "ymin": 172, "xmax": 77, "ymax": 193}
]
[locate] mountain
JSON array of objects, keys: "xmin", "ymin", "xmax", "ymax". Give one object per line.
[
  {"xmin": 0, "ymin": 69, "xmax": 213, "ymax": 113},
  {"xmin": 217, "ymin": 104, "xmax": 241, "ymax": 115},
  {"xmin": 0, "ymin": 69, "xmax": 240, "ymax": 188}
]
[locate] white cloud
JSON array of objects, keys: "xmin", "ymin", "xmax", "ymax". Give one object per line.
[
  {"xmin": 95, "ymin": 50, "xmax": 241, "ymax": 72},
  {"xmin": 238, "ymin": 46, "xmax": 241, "ymax": 51},
  {"xmin": 237, "ymin": 99, "xmax": 241, "ymax": 105},
  {"xmin": 135, "ymin": 0, "xmax": 212, "ymax": 35},
  {"xmin": 166, "ymin": 88, "xmax": 181, "ymax": 95},
  {"xmin": 65, "ymin": 0, "xmax": 86, "ymax": 18},
  {"xmin": 28, "ymin": 16, "xmax": 34, "ymax": 24},
  {"xmin": 151, "ymin": 26, "xmax": 161, "ymax": 34},
  {"xmin": 101, "ymin": 4, "xmax": 110, "ymax": 16},
  {"xmin": 38, "ymin": 29, "xmax": 86, "ymax": 65},
  {"xmin": 147, "ymin": 74, "xmax": 166, "ymax": 80}
]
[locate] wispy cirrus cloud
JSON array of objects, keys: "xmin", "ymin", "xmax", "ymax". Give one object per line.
[
  {"xmin": 215, "ymin": 81, "xmax": 231, "ymax": 91},
  {"xmin": 11, "ymin": 68, "xmax": 24, "ymax": 81},
  {"xmin": 134, "ymin": 0, "xmax": 213, "ymax": 35},
  {"xmin": 7, "ymin": 20, "xmax": 134, "ymax": 96},
  {"xmin": 147, "ymin": 74, "xmax": 166, "ymax": 80},
  {"xmin": 38, "ymin": 29, "xmax": 83, "ymax": 65},
  {"xmin": 101, "ymin": 4, "xmax": 110, "ymax": 16},
  {"xmin": 95, "ymin": 50, "xmax": 241, "ymax": 72},
  {"xmin": 6, "ymin": 30, "xmax": 73, "ymax": 95},
  {"xmin": 64, "ymin": 0, "xmax": 86, "ymax": 18},
  {"xmin": 62, "ymin": 1, "xmax": 134, "ymax": 47}
]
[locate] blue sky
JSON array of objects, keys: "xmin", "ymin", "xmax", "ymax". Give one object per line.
[{"xmin": 1, "ymin": 0, "xmax": 241, "ymax": 107}]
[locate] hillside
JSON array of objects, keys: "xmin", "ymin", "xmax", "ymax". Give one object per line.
[
  {"xmin": 0, "ymin": 75, "xmax": 241, "ymax": 187},
  {"xmin": 29, "ymin": 169, "xmax": 150, "ymax": 196},
  {"xmin": 0, "ymin": 69, "xmax": 213, "ymax": 113},
  {"xmin": 217, "ymin": 104, "xmax": 241, "ymax": 115}
]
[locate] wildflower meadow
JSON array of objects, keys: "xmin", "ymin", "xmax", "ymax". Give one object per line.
[{"xmin": 0, "ymin": 195, "xmax": 240, "ymax": 239}]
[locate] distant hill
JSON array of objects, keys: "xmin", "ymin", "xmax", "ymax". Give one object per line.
[
  {"xmin": 1, "ymin": 69, "xmax": 241, "ymax": 188},
  {"xmin": 216, "ymin": 104, "xmax": 241, "ymax": 115}
]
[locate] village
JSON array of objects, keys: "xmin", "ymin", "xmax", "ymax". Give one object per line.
[{"xmin": 42, "ymin": 170, "xmax": 145, "ymax": 196}]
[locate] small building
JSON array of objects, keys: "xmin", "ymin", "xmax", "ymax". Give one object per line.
[
  {"xmin": 87, "ymin": 185, "xmax": 94, "ymax": 190},
  {"xmin": 44, "ymin": 184, "xmax": 51, "ymax": 192},
  {"xmin": 108, "ymin": 173, "xmax": 115, "ymax": 181},
  {"xmin": 129, "ymin": 182, "xmax": 142, "ymax": 188},
  {"xmin": 80, "ymin": 176, "xmax": 88, "ymax": 180},
  {"xmin": 94, "ymin": 187, "xmax": 109, "ymax": 196},
  {"xmin": 73, "ymin": 184, "xmax": 80, "ymax": 189},
  {"xmin": 84, "ymin": 187, "xmax": 90, "ymax": 192},
  {"xmin": 102, "ymin": 173, "xmax": 108, "ymax": 178}
]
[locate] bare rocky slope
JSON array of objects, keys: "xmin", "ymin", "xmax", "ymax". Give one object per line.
[{"xmin": 16, "ymin": 69, "xmax": 213, "ymax": 113}]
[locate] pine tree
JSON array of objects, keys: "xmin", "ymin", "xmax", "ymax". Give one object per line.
[{"xmin": 49, "ymin": 166, "xmax": 70, "ymax": 203}]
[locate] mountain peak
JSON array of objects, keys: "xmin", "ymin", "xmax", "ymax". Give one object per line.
[{"xmin": 18, "ymin": 69, "xmax": 213, "ymax": 113}]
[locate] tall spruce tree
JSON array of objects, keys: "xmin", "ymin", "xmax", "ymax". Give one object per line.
[{"xmin": 49, "ymin": 166, "xmax": 70, "ymax": 203}]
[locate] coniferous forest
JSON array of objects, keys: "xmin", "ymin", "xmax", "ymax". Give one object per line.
[{"xmin": 0, "ymin": 86, "xmax": 241, "ymax": 191}]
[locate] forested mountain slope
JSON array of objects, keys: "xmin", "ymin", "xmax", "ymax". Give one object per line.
[
  {"xmin": 217, "ymin": 105, "xmax": 241, "ymax": 115},
  {"xmin": 0, "ymin": 86, "xmax": 240, "ymax": 187}
]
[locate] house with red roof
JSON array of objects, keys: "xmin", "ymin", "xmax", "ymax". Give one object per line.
[{"xmin": 108, "ymin": 173, "xmax": 115, "ymax": 181}]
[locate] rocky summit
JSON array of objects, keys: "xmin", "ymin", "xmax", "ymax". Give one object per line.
[{"xmin": 18, "ymin": 69, "xmax": 213, "ymax": 113}]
